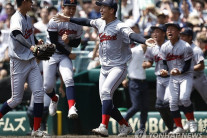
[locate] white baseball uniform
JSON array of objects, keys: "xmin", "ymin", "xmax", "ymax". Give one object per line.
[
  {"xmin": 8, "ymin": 11, "xmax": 44, "ymax": 108},
  {"xmin": 145, "ymin": 44, "xmax": 170, "ymax": 102},
  {"xmin": 160, "ymin": 39, "xmax": 194, "ymax": 111},
  {"xmin": 191, "ymin": 43, "xmax": 207, "ymax": 103},
  {"xmin": 90, "ymin": 18, "xmax": 134, "ymax": 101},
  {"xmin": 43, "ymin": 17, "xmax": 83, "ymax": 93}
]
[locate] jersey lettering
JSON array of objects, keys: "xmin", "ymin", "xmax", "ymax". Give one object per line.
[
  {"xmin": 166, "ymin": 53, "xmax": 183, "ymax": 61},
  {"xmin": 99, "ymin": 33, "xmax": 117, "ymax": 42},
  {"xmin": 23, "ymin": 28, "xmax": 33, "ymax": 39},
  {"xmin": 154, "ymin": 55, "xmax": 162, "ymax": 62},
  {"xmin": 59, "ymin": 29, "xmax": 77, "ymax": 36}
]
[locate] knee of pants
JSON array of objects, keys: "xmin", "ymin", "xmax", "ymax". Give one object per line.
[
  {"xmin": 169, "ymin": 100, "xmax": 179, "ymax": 111},
  {"xmin": 8, "ymin": 98, "xmax": 22, "ymax": 108},
  {"xmin": 64, "ymin": 79, "xmax": 74, "ymax": 87},
  {"xmin": 33, "ymin": 90, "xmax": 44, "ymax": 103},
  {"xmin": 180, "ymin": 99, "xmax": 191, "ymax": 107},
  {"xmin": 44, "ymin": 83, "xmax": 54, "ymax": 94},
  {"xmin": 100, "ymin": 91, "xmax": 112, "ymax": 101}
]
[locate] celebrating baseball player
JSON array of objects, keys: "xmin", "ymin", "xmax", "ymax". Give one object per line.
[
  {"xmin": 53, "ymin": 0, "xmax": 155, "ymax": 137},
  {"xmin": 180, "ymin": 27, "xmax": 207, "ymax": 132},
  {"xmin": 160, "ymin": 22, "xmax": 197, "ymax": 134},
  {"xmin": 43, "ymin": 0, "xmax": 82, "ymax": 119},
  {"xmin": 0, "ymin": 0, "xmax": 54, "ymax": 137},
  {"xmin": 143, "ymin": 24, "xmax": 174, "ymax": 134}
]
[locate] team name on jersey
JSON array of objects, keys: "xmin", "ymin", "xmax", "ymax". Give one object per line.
[
  {"xmin": 24, "ymin": 28, "xmax": 33, "ymax": 39},
  {"xmin": 166, "ymin": 53, "xmax": 183, "ymax": 61},
  {"xmin": 59, "ymin": 29, "xmax": 77, "ymax": 36},
  {"xmin": 99, "ymin": 33, "xmax": 117, "ymax": 42},
  {"xmin": 154, "ymin": 55, "xmax": 162, "ymax": 62}
]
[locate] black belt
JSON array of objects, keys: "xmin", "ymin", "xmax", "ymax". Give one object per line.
[
  {"xmin": 129, "ymin": 78, "xmax": 146, "ymax": 82},
  {"xmin": 158, "ymin": 75, "xmax": 170, "ymax": 78}
]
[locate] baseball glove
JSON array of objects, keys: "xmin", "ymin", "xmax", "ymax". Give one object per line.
[{"xmin": 33, "ymin": 43, "xmax": 56, "ymax": 60}]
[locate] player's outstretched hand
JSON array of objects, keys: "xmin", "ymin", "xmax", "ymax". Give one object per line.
[
  {"xmin": 53, "ymin": 14, "xmax": 70, "ymax": 23},
  {"xmin": 170, "ymin": 68, "xmax": 181, "ymax": 75},
  {"xmin": 160, "ymin": 69, "xmax": 168, "ymax": 76},
  {"xmin": 145, "ymin": 38, "xmax": 156, "ymax": 47}
]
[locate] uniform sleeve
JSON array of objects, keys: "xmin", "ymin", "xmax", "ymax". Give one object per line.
[
  {"xmin": 47, "ymin": 18, "xmax": 58, "ymax": 32},
  {"xmin": 90, "ymin": 19, "xmax": 103, "ymax": 30},
  {"xmin": 194, "ymin": 47, "xmax": 204, "ymax": 64},
  {"xmin": 145, "ymin": 47, "xmax": 154, "ymax": 62},
  {"xmin": 119, "ymin": 23, "xmax": 134, "ymax": 44},
  {"xmin": 10, "ymin": 15, "xmax": 23, "ymax": 33},
  {"xmin": 184, "ymin": 45, "xmax": 193, "ymax": 61}
]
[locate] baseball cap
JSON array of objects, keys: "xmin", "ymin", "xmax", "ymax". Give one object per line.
[
  {"xmin": 96, "ymin": 0, "xmax": 117, "ymax": 10},
  {"xmin": 151, "ymin": 24, "xmax": 166, "ymax": 32},
  {"xmin": 63, "ymin": 0, "xmax": 77, "ymax": 6},
  {"xmin": 180, "ymin": 27, "xmax": 193, "ymax": 37},
  {"xmin": 165, "ymin": 21, "xmax": 181, "ymax": 30}
]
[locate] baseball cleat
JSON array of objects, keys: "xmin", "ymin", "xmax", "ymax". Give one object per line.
[
  {"xmin": 49, "ymin": 94, "xmax": 59, "ymax": 116},
  {"xmin": 118, "ymin": 124, "xmax": 133, "ymax": 137},
  {"xmin": 183, "ymin": 121, "xmax": 190, "ymax": 131},
  {"xmin": 189, "ymin": 120, "xmax": 198, "ymax": 133},
  {"xmin": 68, "ymin": 105, "xmax": 78, "ymax": 119},
  {"xmin": 92, "ymin": 123, "xmax": 108, "ymax": 137},
  {"xmin": 169, "ymin": 127, "xmax": 185, "ymax": 134},
  {"xmin": 31, "ymin": 129, "xmax": 51, "ymax": 138}
]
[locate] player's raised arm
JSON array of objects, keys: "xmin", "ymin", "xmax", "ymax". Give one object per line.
[
  {"xmin": 128, "ymin": 33, "xmax": 156, "ymax": 47},
  {"xmin": 53, "ymin": 14, "xmax": 92, "ymax": 27}
]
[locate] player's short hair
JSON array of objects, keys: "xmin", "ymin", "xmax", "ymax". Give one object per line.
[{"xmin": 16, "ymin": 0, "xmax": 24, "ymax": 7}]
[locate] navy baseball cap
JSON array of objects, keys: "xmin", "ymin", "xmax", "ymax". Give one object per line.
[
  {"xmin": 180, "ymin": 27, "xmax": 194, "ymax": 37},
  {"xmin": 165, "ymin": 21, "xmax": 181, "ymax": 30},
  {"xmin": 63, "ymin": 0, "xmax": 77, "ymax": 6},
  {"xmin": 96, "ymin": 0, "xmax": 117, "ymax": 10},
  {"xmin": 151, "ymin": 24, "xmax": 166, "ymax": 32}
]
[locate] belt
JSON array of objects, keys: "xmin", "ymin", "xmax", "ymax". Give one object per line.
[
  {"xmin": 129, "ymin": 78, "xmax": 146, "ymax": 82},
  {"xmin": 193, "ymin": 76, "xmax": 197, "ymax": 79},
  {"xmin": 158, "ymin": 75, "xmax": 170, "ymax": 78}
]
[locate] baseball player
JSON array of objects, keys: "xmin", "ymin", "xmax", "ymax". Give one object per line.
[
  {"xmin": 180, "ymin": 27, "xmax": 206, "ymax": 132},
  {"xmin": 143, "ymin": 24, "xmax": 174, "ymax": 133},
  {"xmin": 160, "ymin": 22, "xmax": 197, "ymax": 134},
  {"xmin": 0, "ymin": 0, "xmax": 50, "ymax": 137},
  {"xmin": 43, "ymin": 0, "xmax": 82, "ymax": 119},
  {"xmin": 53, "ymin": 0, "xmax": 155, "ymax": 137}
]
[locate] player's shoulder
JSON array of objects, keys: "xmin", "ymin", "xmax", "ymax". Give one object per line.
[
  {"xmin": 162, "ymin": 40, "xmax": 170, "ymax": 47},
  {"xmin": 116, "ymin": 20, "xmax": 129, "ymax": 28},
  {"xmin": 191, "ymin": 43, "xmax": 203, "ymax": 53}
]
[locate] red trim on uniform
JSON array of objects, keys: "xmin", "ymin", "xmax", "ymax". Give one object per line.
[
  {"xmin": 118, "ymin": 118, "xmax": 129, "ymax": 126},
  {"xmin": 111, "ymin": 68, "xmax": 126, "ymax": 94},
  {"xmin": 68, "ymin": 100, "xmax": 75, "ymax": 109},
  {"xmin": 0, "ymin": 113, "xmax": 3, "ymax": 119},
  {"xmin": 8, "ymin": 61, "xmax": 14, "ymax": 105},
  {"xmin": 185, "ymin": 112, "xmax": 194, "ymax": 121},
  {"xmin": 33, "ymin": 117, "xmax": 42, "ymax": 131},
  {"xmin": 51, "ymin": 95, "xmax": 58, "ymax": 102},
  {"xmin": 173, "ymin": 117, "xmax": 183, "ymax": 128},
  {"xmin": 102, "ymin": 114, "xmax": 110, "ymax": 128}
]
